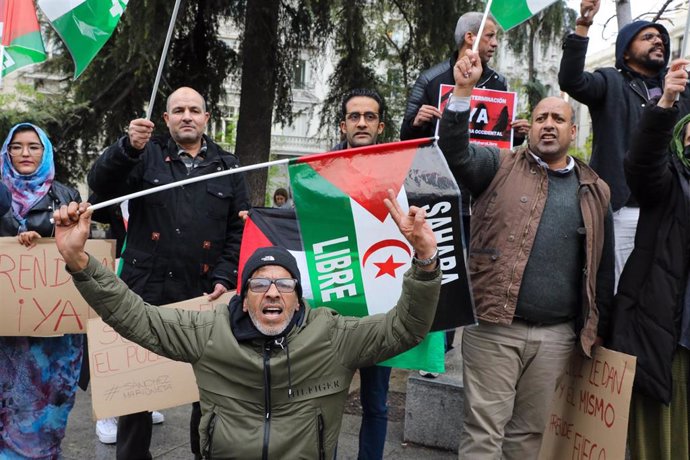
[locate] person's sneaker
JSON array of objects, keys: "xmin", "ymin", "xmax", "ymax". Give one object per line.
[
  {"xmin": 96, "ymin": 417, "xmax": 118, "ymax": 444},
  {"xmin": 419, "ymin": 370, "xmax": 440, "ymax": 378},
  {"xmin": 152, "ymin": 411, "xmax": 165, "ymax": 425}
]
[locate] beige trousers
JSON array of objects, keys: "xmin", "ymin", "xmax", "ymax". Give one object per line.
[{"xmin": 458, "ymin": 320, "xmax": 576, "ymax": 460}]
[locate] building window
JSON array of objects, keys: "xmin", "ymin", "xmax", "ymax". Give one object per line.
[{"xmin": 294, "ymin": 60, "xmax": 307, "ymax": 89}]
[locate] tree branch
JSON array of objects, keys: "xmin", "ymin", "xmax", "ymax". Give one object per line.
[{"xmin": 652, "ymin": 0, "xmax": 675, "ymax": 22}]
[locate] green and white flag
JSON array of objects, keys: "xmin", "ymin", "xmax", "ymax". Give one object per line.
[
  {"xmin": 490, "ymin": 0, "xmax": 559, "ymax": 31},
  {"xmin": 38, "ymin": 0, "xmax": 128, "ymax": 78}
]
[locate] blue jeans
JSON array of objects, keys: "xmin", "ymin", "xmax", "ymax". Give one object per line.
[{"xmin": 358, "ymin": 365, "xmax": 392, "ymax": 460}]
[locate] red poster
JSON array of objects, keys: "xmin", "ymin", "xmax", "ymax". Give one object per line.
[{"xmin": 438, "ymin": 85, "xmax": 517, "ymax": 149}]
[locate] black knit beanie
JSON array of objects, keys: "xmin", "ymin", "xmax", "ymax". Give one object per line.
[{"xmin": 241, "ymin": 247, "xmax": 302, "ymax": 300}]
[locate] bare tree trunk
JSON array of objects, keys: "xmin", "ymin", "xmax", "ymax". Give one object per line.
[
  {"xmin": 234, "ymin": 0, "xmax": 280, "ymax": 206},
  {"xmin": 616, "ymin": 0, "xmax": 632, "ymax": 30}
]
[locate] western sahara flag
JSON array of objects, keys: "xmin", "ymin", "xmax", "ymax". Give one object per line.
[{"xmin": 239, "ymin": 138, "xmax": 475, "ymax": 372}]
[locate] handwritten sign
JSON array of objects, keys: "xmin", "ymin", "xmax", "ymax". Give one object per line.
[
  {"xmin": 0, "ymin": 237, "xmax": 115, "ymax": 336},
  {"xmin": 538, "ymin": 347, "xmax": 636, "ymax": 460},
  {"xmin": 88, "ymin": 292, "xmax": 232, "ymax": 419},
  {"xmin": 438, "ymin": 84, "xmax": 517, "ymax": 149}
]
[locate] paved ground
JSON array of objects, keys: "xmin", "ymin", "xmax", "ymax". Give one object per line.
[{"xmin": 62, "ymin": 368, "xmax": 456, "ymax": 459}]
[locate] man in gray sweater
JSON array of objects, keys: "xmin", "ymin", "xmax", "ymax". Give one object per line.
[{"xmin": 438, "ymin": 50, "xmax": 614, "ymax": 459}]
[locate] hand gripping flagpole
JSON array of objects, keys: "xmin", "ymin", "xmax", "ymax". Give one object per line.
[
  {"xmin": 145, "ymin": 0, "xmax": 183, "ymax": 120},
  {"xmin": 472, "ymin": 0, "xmax": 494, "ymax": 53},
  {"xmin": 87, "ymin": 158, "xmax": 290, "ymax": 212}
]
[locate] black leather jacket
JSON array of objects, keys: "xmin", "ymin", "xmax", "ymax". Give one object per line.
[
  {"xmin": 0, "ymin": 181, "xmax": 80, "ymax": 237},
  {"xmin": 88, "ymin": 134, "xmax": 250, "ymax": 305},
  {"xmin": 0, "ymin": 182, "xmax": 10, "ymax": 217},
  {"xmin": 401, "ymin": 51, "xmax": 507, "ymax": 141}
]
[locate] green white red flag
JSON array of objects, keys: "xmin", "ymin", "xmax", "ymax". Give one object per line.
[
  {"xmin": 238, "ymin": 138, "xmax": 475, "ymax": 372},
  {"xmin": 0, "ymin": 0, "xmax": 47, "ymax": 77},
  {"xmin": 38, "ymin": 0, "xmax": 128, "ymax": 78},
  {"xmin": 490, "ymin": 0, "xmax": 559, "ymax": 31}
]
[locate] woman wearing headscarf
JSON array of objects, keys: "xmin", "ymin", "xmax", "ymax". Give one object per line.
[
  {"xmin": 0, "ymin": 123, "xmax": 83, "ymax": 459},
  {"xmin": 609, "ymin": 60, "xmax": 690, "ymax": 459}
]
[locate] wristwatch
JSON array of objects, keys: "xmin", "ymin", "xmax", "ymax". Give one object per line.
[
  {"xmin": 576, "ymin": 16, "xmax": 593, "ymax": 27},
  {"xmin": 412, "ymin": 248, "xmax": 439, "ymax": 267}
]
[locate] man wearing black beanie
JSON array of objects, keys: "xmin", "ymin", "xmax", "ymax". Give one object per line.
[
  {"xmin": 52, "ymin": 190, "xmax": 441, "ymax": 460},
  {"xmin": 559, "ymin": 0, "xmax": 690, "ymax": 292}
]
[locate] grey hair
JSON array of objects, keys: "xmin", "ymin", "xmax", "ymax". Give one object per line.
[{"xmin": 454, "ymin": 12, "xmax": 496, "ymax": 48}]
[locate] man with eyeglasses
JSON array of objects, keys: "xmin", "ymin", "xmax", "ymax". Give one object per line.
[
  {"xmin": 559, "ymin": 0, "xmax": 690, "ymax": 291},
  {"xmin": 51, "ymin": 190, "xmax": 441, "ymax": 460},
  {"xmin": 333, "ymin": 88, "xmax": 385, "ymax": 150},
  {"xmin": 332, "ymin": 87, "xmax": 392, "ymax": 459}
]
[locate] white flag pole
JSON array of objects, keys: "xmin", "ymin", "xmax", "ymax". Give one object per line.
[
  {"xmin": 680, "ymin": 6, "xmax": 690, "ymax": 59},
  {"xmin": 145, "ymin": 0, "xmax": 183, "ymax": 120},
  {"xmin": 673, "ymin": 7, "xmax": 690, "ymax": 102},
  {"xmin": 472, "ymin": 0, "xmax": 494, "ymax": 53},
  {"xmin": 88, "ymin": 158, "xmax": 290, "ymax": 212}
]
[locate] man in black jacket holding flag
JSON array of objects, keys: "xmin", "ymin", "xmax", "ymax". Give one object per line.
[{"xmin": 88, "ymin": 86, "xmax": 249, "ymax": 460}]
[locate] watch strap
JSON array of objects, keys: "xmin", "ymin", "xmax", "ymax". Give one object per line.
[{"xmin": 412, "ymin": 248, "xmax": 439, "ymax": 267}]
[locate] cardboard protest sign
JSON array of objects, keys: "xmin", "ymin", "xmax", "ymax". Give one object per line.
[
  {"xmin": 538, "ymin": 347, "xmax": 636, "ymax": 460},
  {"xmin": 88, "ymin": 292, "xmax": 232, "ymax": 419},
  {"xmin": 438, "ymin": 84, "xmax": 517, "ymax": 149},
  {"xmin": 0, "ymin": 237, "xmax": 115, "ymax": 336}
]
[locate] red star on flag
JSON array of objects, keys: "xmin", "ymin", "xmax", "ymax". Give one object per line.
[{"xmin": 373, "ymin": 255, "xmax": 406, "ymax": 278}]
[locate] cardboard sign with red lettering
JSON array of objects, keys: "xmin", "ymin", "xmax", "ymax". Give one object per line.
[
  {"xmin": 538, "ymin": 346, "xmax": 636, "ymax": 460},
  {"xmin": 88, "ymin": 292, "xmax": 232, "ymax": 419},
  {"xmin": 438, "ymin": 84, "xmax": 517, "ymax": 149},
  {"xmin": 0, "ymin": 237, "xmax": 115, "ymax": 336}
]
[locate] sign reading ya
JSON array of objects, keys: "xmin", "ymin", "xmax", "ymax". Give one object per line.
[{"xmin": 0, "ymin": 237, "xmax": 115, "ymax": 336}]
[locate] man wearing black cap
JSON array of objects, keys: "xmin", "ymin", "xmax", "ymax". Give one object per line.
[
  {"xmin": 559, "ymin": 0, "xmax": 690, "ymax": 290},
  {"xmin": 52, "ymin": 192, "xmax": 441, "ymax": 460}
]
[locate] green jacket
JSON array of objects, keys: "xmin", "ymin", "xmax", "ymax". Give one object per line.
[{"xmin": 72, "ymin": 256, "xmax": 440, "ymax": 459}]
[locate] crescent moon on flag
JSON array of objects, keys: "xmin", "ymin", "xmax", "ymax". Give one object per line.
[{"xmin": 361, "ymin": 239, "xmax": 411, "ymax": 266}]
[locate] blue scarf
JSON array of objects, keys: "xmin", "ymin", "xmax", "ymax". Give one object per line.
[{"xmin": 0, "ymin": 123, "xmax": 55, "ymax": 231}]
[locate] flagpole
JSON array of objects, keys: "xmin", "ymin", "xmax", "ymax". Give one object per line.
[
  {"xmin": 682, "ymin": 7, "xmax": 690, "ymax": 58},
  {"xmin": 672, "ymin": 7, "xmax": 690, "ymax": 103},
  {"xmin": 145, "ymin": 0, "xmax": 183, "ymax": 120},
  {"xmin": 473, "ymin": 0, "xmax": 494, "ymax": 53},
  {"xmin": 88, "ymin": 158, "xmax": 290, "ymax": 212}
]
